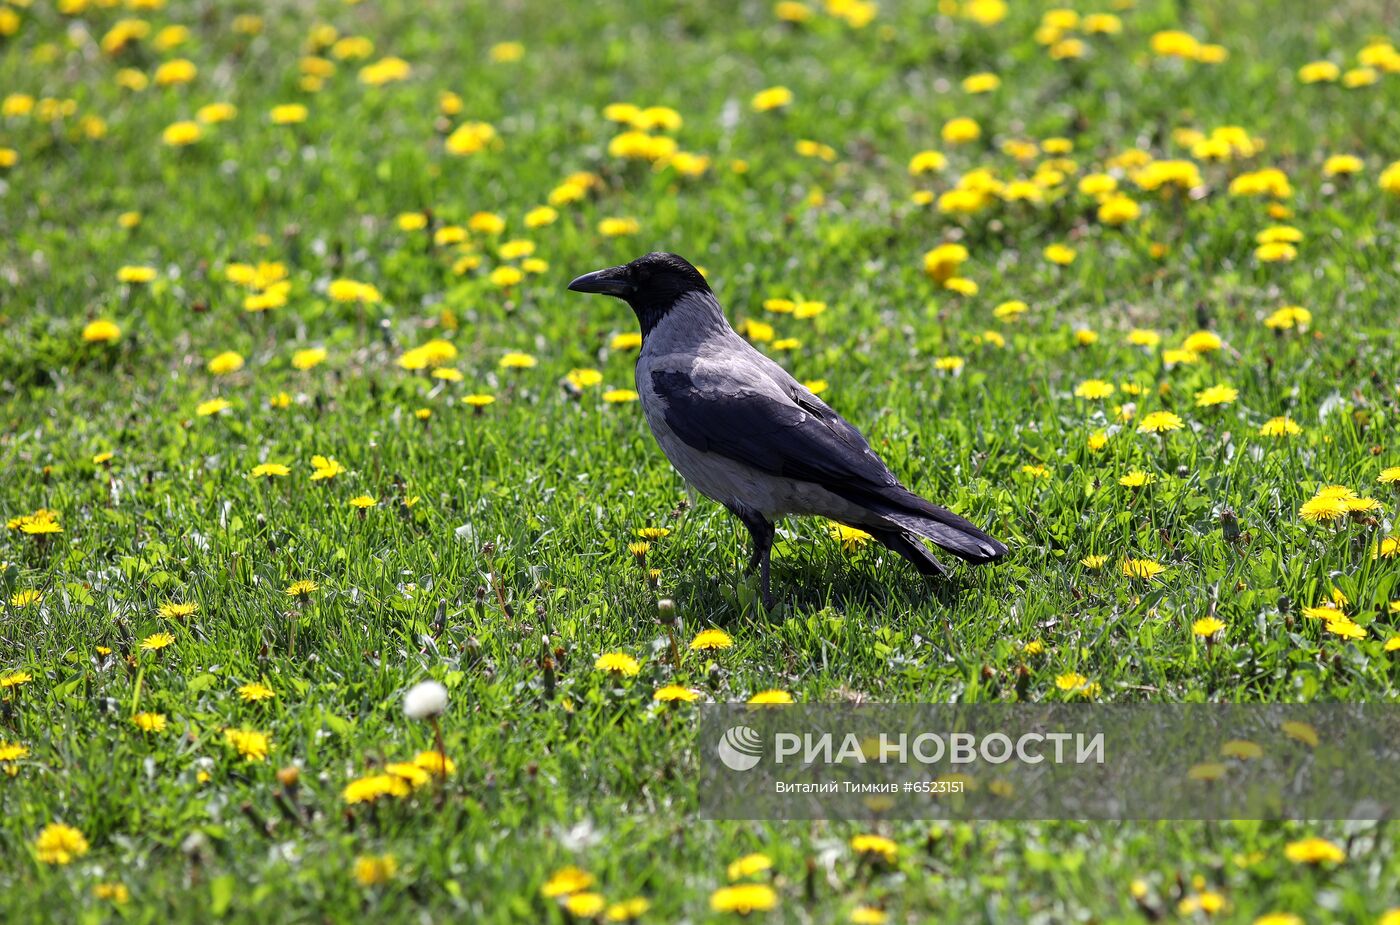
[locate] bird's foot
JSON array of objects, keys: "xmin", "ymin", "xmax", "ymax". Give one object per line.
[{"xmin": 724, "ymin": 573, "xmax": 776, "ymax": 613}]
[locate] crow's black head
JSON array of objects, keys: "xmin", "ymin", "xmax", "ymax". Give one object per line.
[{"xmin": 567, "ymin": 252, "xmax": 711, "ymax": 335}]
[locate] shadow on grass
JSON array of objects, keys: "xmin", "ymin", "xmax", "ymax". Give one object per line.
[{"xmin": 676, "ymin": 544, "xmax": 975, "ymax": 626}]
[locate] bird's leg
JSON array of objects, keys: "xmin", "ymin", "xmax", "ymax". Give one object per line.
[
  {"xmin": 758, "ymin": 544, "xmax": 773, "ymax": 609},
  {"xmin": 732, "ymin": 507, "xmax": 775, "ymax": 607}
]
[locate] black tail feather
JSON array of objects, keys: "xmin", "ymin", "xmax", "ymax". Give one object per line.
[
  {"xmin": 882, "ymin": 510, "xmax": 1006, "ymax": 562},
  {"xmin": 857, "ymin": 486, "xmax": 1008, "ymax": 563},
  {"xmin": 869, "ymin": 529, "xmax": 949, "ymax": 577}
]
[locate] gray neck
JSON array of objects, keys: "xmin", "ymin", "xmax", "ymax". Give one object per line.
[{"xmin": 641, "ymin": 291, "xmax": 733, "ymax": 350}]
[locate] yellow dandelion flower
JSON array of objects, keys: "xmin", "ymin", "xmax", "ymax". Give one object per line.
[
  {"xmin": 1282, "ymin": 721, "xmax": 1319, "ymax": 747},
  {"xmin": 1122, "ymin": 558, "xmax": 1166, "ymax": 580},
  {"xmin": 270, "ymin": 103, "xmax": 308, "ymax": 125},
  {"xmin": 354, "ymin": 854, "xmax": 398, "ymax": 886},
  {"xmin": 385, "ymin": 762, "xmax": 431, "ymax": 789},
  {"xmin": 1188, "ymin": 762, "xmax": 1227, "ymax": 782},
  {"xmin": 605, "ymin": 898, "xmax": 651, "ymax": 921},
  {"xmin": 1182, "ymin": 330, "xmax": 1222, "ymax": 354},
  {"xmin": 161, "ymin": 120, "xmax": 202, "ymax": 147},
  {"xmin": 342, "ymin": 773, "xmax": 409, "ymax": 804},
  {"xmin": 237, "ymin": 682, "xmax": 275, "ymax": 702},
  {"xmin": 1137, "ymin": 411, "xmax": 1184, "ymax": 434},
  {"xmin": 524, "ymin": 206, "xmax": 557, "ymax": 228},
  {"xmin": 140, "ymin": 632, "xmax": 174, "ymax": 651},
  {"xmin": 131, "ymin": 711, "xmax": 167, "ymax": 732},
  {"xmin": 1255, "ymin": 241, "xmax": 1297, "ymax": 263},
  {"xmin": 33, "ymin": 823, "xmax": 89, "ymax": 865},
  {"xmin": 197, "ymin": 102, "xmax": 237, "ymax": 124},
  {"xmin": 827, "ymin": 522, "xmax": 872, "ymax": 550},
  {"xmin": 1075, "ymin": 379, "xmax": 1114, "ymax": 399},
  {"xmin": 223, "ymin": 728, "xmax": 270, "ymax": 762},
  {"xmin": 250, "ymin": 463, "xmax": 290, "ymax": 479},
  {"xmin": 1284, "ymin": 837, "xmax": 1345, "ymax": 864},
  {"xmin": 1192, "ymin": 615, "xmax": 1226, "ymax": 638},
  {"xmin": 82, "ymin": 319, "xmax": 122, "ymax": 343},
  {"xmin": 690, "ymin": 629, "xmax": 734, "ymax": 651},
  {"xmin": 413, "ymin": 750, "xmax": 455, "ymax": 776},
  {"xmin": 564, "ymin": 893, "xmax": 606, "ymax": 918},
  {"xmin": 358, "ymin": 56, "xmax": 411, "ymax": 86},
  {"xmin": 291, "ymin": 347, "xmax": 327, "ymax": 371},
  {"xmin": 1195, "ymin": 385, "xmax": 1238, "ymax": 407},
  {"xmin": 1298, "ymin": 494, "xmax": 1348, "ymax": 523},
  {"xmin": 310, "ymin": 455, "xmax": 344, "ymax": 481},
  {"xmin": 941, "ymin": 117, "xmax": 981, "ymax": 144},
  {"xmin": 1258, "ymin": 417, "xmax": 1301, "ymax": 438},
  {"xmin": 117, "ymin": 265, "xmax": 157, "ymax": 284},
  {"xmin": 710, "ymin": 884, "xmax": 778, "ymax": 913},
  {"xmin": 489, "ymin": 41, "xmax": 524, "ymax": 62},
  {"xmin": 850, "ymin": 833, "xmax": 898, "ymax": 861},
  {"xmin": 751, "ymin": 86, "xmax": 793, "ymax": 112},
  {"xmin": 1325, "ymin": 618, "xmax": 1367, "ymax": 640},
  {"xmin": 1298, "ymin": 61, "xmax": 1340, "ymax": 83},
  {"xmin": 207, "ymin": 351, "xmax": 245, "ymax": 375},
  {"xmin": 595, "ymin": 652, "xmax": 640, "ymax": 676},
  {"xmin": 961, "ymin": 72, "xmax": 1000, "ymax": 94},
  {"xmin": 653, "ymin": 685, "xmax": 700, "ymax": 703},
  {"xmin": 598, "ymin": 217, "xmax": 641, "ymax": 237},
  {"xmin": 542, "ymin": 866, "xmax": 594, "ymax": 898},
  {"xmin": 155, "ymin": 601, "xmax": 197, "ymax": 621},
  {"xmin": 727, "ymin": 853, "xmax": 772, "ymax": 881}
]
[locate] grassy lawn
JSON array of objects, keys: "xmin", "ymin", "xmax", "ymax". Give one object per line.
[{"xmin": 3, "ymin": 0, "xmax": 1400, "ymax": 920}]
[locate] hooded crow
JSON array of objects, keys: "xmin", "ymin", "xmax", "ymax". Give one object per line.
[{"xmin": 568, "ymin": 252, "xmax": 1008, "ymax": 605}]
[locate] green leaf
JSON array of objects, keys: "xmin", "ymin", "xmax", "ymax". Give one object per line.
[{"xmin": 210, "ymin": 875, "xmax": 236, "ymax": 916}]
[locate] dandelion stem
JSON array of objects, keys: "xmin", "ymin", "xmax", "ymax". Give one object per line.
[
  {"xmin": 431, "ymin": 715, "xmax": 446, "ymax": 810},
  {"xmin": 130, "ymin": 667, "xmax": 144, "ymax": 715},
  {"xmin": 491, "ymin": 573, "xmax": 513, "ymax": 620}
]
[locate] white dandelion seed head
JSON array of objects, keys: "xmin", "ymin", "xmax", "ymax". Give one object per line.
[{"xmin": 403, "ymin": 680, "xmax": 448, "ymax": 719}]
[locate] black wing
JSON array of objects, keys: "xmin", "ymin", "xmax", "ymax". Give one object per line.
[
  {"xmin": 651, "ymin": 367, "xmax": 1008, "ymax": 562},
  {"xmin": 651, "ymin": 368, "xmax": 899, "ymax": 495}
]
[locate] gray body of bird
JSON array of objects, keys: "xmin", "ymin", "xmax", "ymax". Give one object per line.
[
  {"xmin": 636, "ymin": 292, "xmax": 879, "ymax": 526},
  {"xmin": 568, "ymin": 252, "xmax": 1007, "ymax": 604}
]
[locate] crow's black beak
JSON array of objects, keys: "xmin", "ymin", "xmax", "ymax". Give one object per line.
[{"xmin": 568, "ymin": 265, "xmax": 634, "ymax": 297}]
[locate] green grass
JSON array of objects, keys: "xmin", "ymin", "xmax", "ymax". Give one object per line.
[{"xmin": 2, "ymin": 0, "xmax": 1400, "ymax": 921}]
